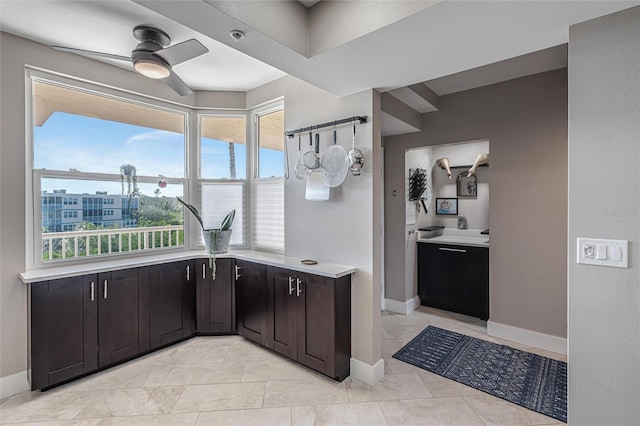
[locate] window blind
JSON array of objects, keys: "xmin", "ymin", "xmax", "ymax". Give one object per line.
[
  {"xmin": 252, "ymin": 178, "xmax": 284, "ymax": 252},
  {"xmin": 200, "ymin": 181, "xmax": 245, "ymax": 246}
]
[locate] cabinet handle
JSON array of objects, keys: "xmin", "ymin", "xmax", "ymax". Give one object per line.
[
  {"xmin": 90, "ymin": 281, "xmax": 95, "ymax": 302},
  {"xmin": 186, "ymin": 265, "xmax": 190, "ymax": 281},
  {"xmin": 202, "ymin": 263, "xmax": 206, "ymax": 280},
  {"xmin": 296, "ymin": 278, "xmax": 302, "ymax": 297},
  {"xmin": 103, "ymin": 280, "xmax": 108, "ymax": 299},
  {"xmin": 235, "ymin": 265, "xmax": 242, "ymax": 280},
  {"xmin": 288, "ymin": 277, "xmax": 295, "ymax": 295},
  {"xmin": 439, "ymin": 247, "xmax": 467, "ymax": 253}
]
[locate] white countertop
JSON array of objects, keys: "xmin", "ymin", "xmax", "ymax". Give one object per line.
[
  {"xmin": 417, "ymin": 228, "xmax": 490, "ymax": 248},
  {"xmin": 20, "ymin": 249, "xmax": 356, "ymax": 283}
]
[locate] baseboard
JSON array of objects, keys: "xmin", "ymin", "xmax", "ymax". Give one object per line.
[
  {"xmin": 0, "ymin": 370, "xmax": 29, "ymax": 399},
  {"xmin": 384, "ymin": 296, "xmax": 420, "ymax": 315},
  {"xmin": 350, "ymin": 357, "xmax": 384, "ymax": 386},
  {"xmin": 487, "ymin": 320, "xmax": 567, "ymax": 356}
]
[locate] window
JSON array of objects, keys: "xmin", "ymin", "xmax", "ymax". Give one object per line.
[
  {"xmin": 252, "ymin": 105, "xmax": 284, "ymax": 252},
  {"xmin": 198, "ymin": 114, "xmax": 247, "ymax": 246},
  {"xmin": 31, "ymin": 78, "xmax": 187, "ymax": 263}
]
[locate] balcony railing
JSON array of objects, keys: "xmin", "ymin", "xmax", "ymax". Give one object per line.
[{"xmin": 42, "ymin": 225, "xmax": 184, "ymax": 261}]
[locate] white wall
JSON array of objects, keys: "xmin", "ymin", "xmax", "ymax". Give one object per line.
[
  {"xmin": 247, "ymin": 76, "xmax": 382, "ymax": 372},
  {"xmin": 568, "ymin": 7, "xmax": 640, "ymax": 425},
  {"xmin": 410, "ymin": 140, "xmax": 490, "ymax": 230}
]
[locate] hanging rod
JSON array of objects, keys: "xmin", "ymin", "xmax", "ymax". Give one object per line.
[{"xmin": 285, "ymin": 115, "xmax": 367, "ymax": 138}]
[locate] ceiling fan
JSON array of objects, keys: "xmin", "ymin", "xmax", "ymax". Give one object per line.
[{"xmin": 52, "ymin": 25, "xmax": 209, "ymax": 96}]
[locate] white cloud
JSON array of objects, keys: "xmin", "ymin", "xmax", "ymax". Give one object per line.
[{"xmin": 125, "ymin": 130, "xmax": 181, "ymax": 145}]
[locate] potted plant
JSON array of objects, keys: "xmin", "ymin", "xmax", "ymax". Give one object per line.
[{"xmin": 176, "ymin": 197, "xmax": 235, "ymax": 279}]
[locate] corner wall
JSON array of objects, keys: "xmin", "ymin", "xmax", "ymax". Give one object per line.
[
  {"xmin": 568, "ymin": 7, "xmax": 640, "ymax": 424},
  {"xmin": 384, "ymin": 69, "xmax": 568, "ymax": 340},
  {"xmin": 247, "ymin": 77, "xmax": 382, "ymax": 377},
  {"xmin": 0, "ymin": 32, "xmax": 244, "ymax": 396}
]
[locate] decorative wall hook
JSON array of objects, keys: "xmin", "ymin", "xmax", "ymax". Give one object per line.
[
  {"xmin": 467, "ymin": 153, "xmax": 490, "ymax": 177},
  {"xmin": 436, "ymin": 158, "xmax": 452, "ymax": 179}
]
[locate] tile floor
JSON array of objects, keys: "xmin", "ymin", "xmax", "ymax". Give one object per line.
[{"xmin": 0, "ymin": 306, "xmax": 566, "ymax": 425}]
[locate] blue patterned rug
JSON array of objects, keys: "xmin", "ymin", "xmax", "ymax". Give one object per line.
[{"xmin": 393, "ymin": 326, "xmax": 567, "ymax": 422}]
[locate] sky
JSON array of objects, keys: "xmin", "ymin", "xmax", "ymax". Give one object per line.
[{"xmin": 34, "ymin": 112, "xmax": 284, "ymax": 197}]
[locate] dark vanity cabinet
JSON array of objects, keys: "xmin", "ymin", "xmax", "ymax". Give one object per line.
[
  {"xmin": 30, "ymin": 267, "xmax": 148, "ymax": 390},
  {"xmin": 196, "ymin": 258, "xmax": 235, "ymax": 334},
  {"xmin": 149, "ymin": 260, "xmax": 196, "ymax": 349},
  {"xmin": 235, "ymin": 260, "xmax": 268, "ymax": 346},
  {"xmin": 418, "ymin": 243, "xmax": 489, "ymax": 320},
  {"xmin": 267, "ymin": 266, "xmax": 351, "ymax": 381}
]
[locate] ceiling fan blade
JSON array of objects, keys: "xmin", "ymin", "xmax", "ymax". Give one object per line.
[
  {"xmin": 162, "ymin": 71, "xmax": 193, "ymax": 96},
  {"xmin": 155, "ymin": 39, "xmax": 208, "ymax": 66},
  {"xmin": 51, "ymin": 45, "xmax": 131, "ymax": 62}
]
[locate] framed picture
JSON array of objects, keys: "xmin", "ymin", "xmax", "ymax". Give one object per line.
[
  {"xmin": 456, "ymin": 172, "xmax": 477, "ymax": 198},
  {"xmin": 436, "ymin": 198, "xmax": 458, "ymax": 215}
]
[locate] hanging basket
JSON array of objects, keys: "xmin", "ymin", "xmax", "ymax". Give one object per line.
[{"xmin": 203, "ymin": 229, "xmax": 232, "ymax": 254}]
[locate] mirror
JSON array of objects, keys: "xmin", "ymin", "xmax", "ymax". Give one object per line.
[{"xmin": 456, "ymin": 172, "xmax": 477, "ymax": 198}]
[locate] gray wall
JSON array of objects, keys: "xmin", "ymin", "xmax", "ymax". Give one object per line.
[
  {"xmin": 0, "ymin": 32, "xmax": 241, "ymax": 386},
  {"xmin": 384, "ymin": 69, "xmax": 568, "ymax": 338},
  {"xmin": 568, "ymin": 7, "xmax": 640, "ymax": 425}
]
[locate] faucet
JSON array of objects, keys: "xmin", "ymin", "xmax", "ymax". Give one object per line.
[{"xmin": 457, "ymin": 215, "xmax": 468, "ymax": 230}]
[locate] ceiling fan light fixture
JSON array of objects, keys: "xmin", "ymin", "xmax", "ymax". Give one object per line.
[{"xmin": 134, "ymin": 59, "xmax": 171, "ymax": 79}]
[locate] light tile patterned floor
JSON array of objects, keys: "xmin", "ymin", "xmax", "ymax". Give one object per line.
[{"xmin": 0, "ymin": 306, "xmax": 566, "ymax": 425}]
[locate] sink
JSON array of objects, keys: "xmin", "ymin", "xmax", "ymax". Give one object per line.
[{"xmin": 417, "ymin": 228, "xmax": 490, "ymax": 247}]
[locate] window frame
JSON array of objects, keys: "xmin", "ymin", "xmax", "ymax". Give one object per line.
[
  {"xmin": 195, "ymin": 110, "xmax": 251, "ymax": 249},
  {"xmin": 27, "ymin": 72, "xmax": 191, "ymax": 269},
  {"xmin": 25, "ymin": 70, "xmax": 286, "ymax": 269},
  {"xmin": 250, "ymin": 100, "xmax": 285, "ymax": 253},
  {"xmin": 251, "ymin": 100, "xmax": 285, "ymax": 180}
]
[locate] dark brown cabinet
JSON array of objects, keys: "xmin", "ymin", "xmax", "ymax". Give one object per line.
[
  {"xmin": 98, "ymin": 268, "xmax": 149, "ymax": 366},
  {"xmin": 31, "ymin": 276, "xmax": 97, "ymax": 390},
  {"xmin": 267, "ymin": 267, "xmax": 298, "ymax": 359},
  {"xmin": 149, "ymin": 260, "xmax": 196, "ymax": 349},
  {"xmin": 196, "ymin": 258, "xmax": 235, "ymax": 334},
  {"xmin": 30, "ymin": 267, "xmax": 148, "ymax": 390},
  {"xmin": 418, "ymin": 243, "xmax": 489, "ymax": 320},
  {"xmin": 236, "ymin": 260, "xmax": 268, "ymax": 346},
  {"xmin": 267, "ymin": 266, "xmax": 351, "ymax": 381},
  {"xmin": 30, "ymin": 256, "xmax": 352, "ymax": 390}
]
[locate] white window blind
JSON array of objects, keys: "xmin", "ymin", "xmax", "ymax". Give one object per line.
[
  {"xmin": 200, "ymin": 181, "xmax": 245, "ymax": 246},
  {"xmin": 252, "ymin": 178, "xmax": 284, "ymax": 252}
]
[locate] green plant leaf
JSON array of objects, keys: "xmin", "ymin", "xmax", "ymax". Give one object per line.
[
  {"xmin": 220, "ymin": 209, "xmax": 235, "ymax": 231},
  {"xmin": 176, "ymin": 197, "xmax": 204, "ymax": 230}
]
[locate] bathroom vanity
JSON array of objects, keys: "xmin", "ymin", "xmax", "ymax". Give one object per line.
[{"xmin": 417, "ymin": 229, "xmax": 489, "ymax": 320}]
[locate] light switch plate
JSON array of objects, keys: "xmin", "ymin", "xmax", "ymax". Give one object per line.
[{"xmin": 577, "ymin": 238, "xmax": 629, "ymax": 268}]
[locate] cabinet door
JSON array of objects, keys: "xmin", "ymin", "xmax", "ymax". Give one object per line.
[
  {"xmin": 297, "ymin": 272, "xmax": 334, "ymax": 375},
  {"xmin": 31, "ymin": 275, "xmax": 98, "ymax": 390},
  {"xmin": 452, "ymin": 246, "xmax": 489, "ymax": 319},
  {"xmin": 236, "ymin": 260, "xmax": 268, "ymax": 346},
  {"xmin": 297, "ymin": 272, "xmax": 351, "ymax": 381},
  {"xmin": 418, "ymin": 243, "xmax": 454, "ymax": 309},
  {"xmin": 267, "ymin": 267, "xmax": 298, "ymax": 360},
  {"xmin": 149, "ymin": 261, "xmax": 195, "ymax": 349},
  {"xmin": 196, "ymin": 258, "xmax": 234, "ymax": 333},
  {"xmin": 98, "ymin": 268, "xmax": 142, "ymax": 366}
]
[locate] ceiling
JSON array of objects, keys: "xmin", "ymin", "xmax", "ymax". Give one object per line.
[{"xmin": 1, "ymin": 1, "xmax": 638, "ymax": 98}]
